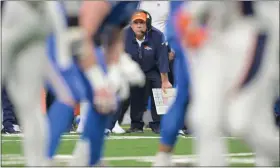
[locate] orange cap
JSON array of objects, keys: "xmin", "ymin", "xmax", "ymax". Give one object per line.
[{"xmin": 132, "ymin": 12, "xmax": 147, "ymax": 22}]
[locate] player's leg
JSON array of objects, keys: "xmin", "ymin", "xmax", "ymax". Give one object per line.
[
  {"xmin": 188, "ymin": 44, "xmax": 228, "ymax": 166},
  {"xmin": 70, "ymin": 104, "xmax": 111, "ymax": 166},
  {"xmin": 0, "ymin": 30, "xmax": 13, "ymax": 83},
  {"xmin": 250, "ymin": 92, "xmax": 279, "ymax": 166},
  {"xmin": 69, "ymin": 47, "xmax": 115, "ymax": 166},
  {"xmin": 76, "ymin": 101, "xmax": 89, "ymax": 133},
  {"xmin": 1, "ymin": 1, "xmax": 39, "ymax": 83},
  {"xmin": 154, "ymin": 48, "xmax": 190, "ymax": 166},
  {"xmin": 45, "ymin": 34, "xmax": 87, "ymax": 159},
  {"xmin": 228, "ymin": 78, "xmax": 279, "ymax": 166},
  {"xmin": 250, "ymin": 9, "xmax": 280, "ymax": 165},
  {"xmin": 2, "ymin": 2, "xmax": 50, "ymax": 166},
  {"xmin": 154, "ymin": 4, "xmax": 192, "ymax": 164},
  {"xmin": 6, "ymin": 42, "xmax": 49, "ymax": 166},
  {"xmin": 228, "ymin": 32, "xmax": 279, "ymax": 166}
]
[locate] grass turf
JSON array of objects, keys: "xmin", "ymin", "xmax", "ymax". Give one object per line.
[{"xmin": 1, "ymin": 132, "xmax": 256, "ymax": 167}]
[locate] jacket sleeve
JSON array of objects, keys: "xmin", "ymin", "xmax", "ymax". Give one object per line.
[
  {"xmin": 156, "ymin": 32, "xmax": 169, "ymax": 73},
  {"xmin": 124, "ymin": 28, "xmax": 130, "ymax": 53}
]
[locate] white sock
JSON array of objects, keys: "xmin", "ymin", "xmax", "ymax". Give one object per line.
[
  {"xmin": 153, "ymin": 152, "xmax": 172, "ymax": 167},
  {"xmin": 69, "ymin": 139, "xmax": 90, "ymax": 166},
  {"xmin": 76, "ymin": 101, "xmax": 89, "ymax": 133},
  {"xmin": 197, "ymin": 135, "xmax": 227, "ymax": 166},
  {"xmin": 7, "ymin": 85, "xmax": 49, "ymax": 166},
  {"xmin": 16, "ymin": 103, "xmax": 49, "ymax": 166}
]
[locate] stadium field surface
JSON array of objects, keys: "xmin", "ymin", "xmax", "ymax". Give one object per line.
[{"xmin": 1, "ymin": 130, "xmax": 265, "ymax": 167}]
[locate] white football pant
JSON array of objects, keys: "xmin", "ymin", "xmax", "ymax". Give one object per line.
[
  {"xmin": 188, "ymin": 16, "xmax": 279, "ymax": 166},
  {"xmin": 1, "ymin": 1, "xmax": 50, "ymax": 166}
]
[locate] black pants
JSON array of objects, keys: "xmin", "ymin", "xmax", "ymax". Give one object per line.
[
  {"xmin": 168, "ymin": 60, "xmax": 175, "ymax": 86},
  {"xmin": 130, "ymin": 76, "xmax": 161, "ymax": 130},
  {"xmin": 106, "ymin": 103, "xmax": 123, "ymax": 130},
  {"xmin": 118, "ymin": 97, "xmax": 131, "ymax": 124},
  {"xmin": 2, "ymin": 87, "xmax": 18, "ymax": 129}
]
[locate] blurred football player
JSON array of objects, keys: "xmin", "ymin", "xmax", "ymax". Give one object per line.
[
  {"xmin": 45, "ymin": 1, "xmax": 144, "ymax": 166},
  {"xmin": 177, "ymin": 1, "xmax": 279, "ymax": 166},
  {"xmin": 0, "ymin": 1, "xmax": 65, "ymax": 166},
  {"xmin": 153, "ymin": 1, "xmax": 192, "ymax": 167},
  {"xmin": 43, "ymin": 1, "xmax": 89, "ymax": 164},
  {"xmin": 43, "ymin": 1, "xmax": 145, "ymax": 166}
]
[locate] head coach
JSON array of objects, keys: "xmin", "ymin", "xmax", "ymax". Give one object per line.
[{"xmin": 124, "ymin": 10, "xmax": 172, "ymax": 133}]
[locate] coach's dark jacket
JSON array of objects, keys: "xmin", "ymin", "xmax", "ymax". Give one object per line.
[{"xmin": 124, "ymin": 26, "xmax": 169, "ymax": 78}]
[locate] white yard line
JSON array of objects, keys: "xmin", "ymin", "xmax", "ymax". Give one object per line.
[
  {"xmin": 2, "ymin": 136, "xmax": 239, "ymax": 143},
  {"xmin": 2, "ymin": 134, "xmax": 159, "ymax": 138},
  {"xmin": 2, "ymin": 134, "xmax": 239, "ymax": 140},
  {"xmin": 2, "ymin": 139, "xmax": 76, "ymax": 142},
  {"xmin": 1, "ymin": 153, "xmax": 255, "ymax": 166},
  {"xmin": 1, "ymin": 136, "xmax": 161, "ymax": 142},
  {"xmin": 55, "ymin": 152, "xmax": 255, "ymax": 161},
  {"xmin": 140, "ymin": 157, "xmax": 255, "ymax": 164}
]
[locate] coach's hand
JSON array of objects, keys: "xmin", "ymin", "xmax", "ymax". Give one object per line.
[
  {"xmin": 168, "ymin": 51, "xmax": 175, "ymax": 61},
  {"xmin": 162, "ymin": 80, "xmax": 172, "ymax": 94}
]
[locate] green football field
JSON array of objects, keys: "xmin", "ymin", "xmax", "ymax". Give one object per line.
[{"xmin": 1, "ymin": 129, "xmax": 260, "ymax": 167}]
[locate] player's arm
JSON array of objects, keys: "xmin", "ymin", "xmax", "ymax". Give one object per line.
[
  {"xmin": 78, "ymin": 1, "xmax": 112, "ymax": 87},
  {"xmin": 79, "ymin": 1, "xmax": 111, "ymax": 66},
  {"xmin": 45, "ymin": 2, "xmax": 72, "ymax": 69},
  {"xmin": 103, "ymin": 28, "xmax": 124, "ymax": 65}
]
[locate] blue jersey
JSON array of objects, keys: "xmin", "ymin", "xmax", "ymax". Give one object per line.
[
  {"xmin": 54, "ymin": 1, "xmax": 139, "ymax": 28},
  {"xmin": 170, "ymin": 1, "xmax": 184, "ymax": 13},
  {"xmin": 102, "ymin": 1, "xmax": 139, "ymax": 28},
  {"xmin": 49, "ymin": 1, "xmax": 139, "ymax": 46},
  {"xmin": 94, "ymin": 1, "xmax": 139, "ymax": 46}
]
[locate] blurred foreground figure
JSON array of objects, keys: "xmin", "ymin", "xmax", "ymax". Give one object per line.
[
  {"xmin": 153, "ymin": 1, "xmax": 192, "ymax": 167},
  {"xmin": 66, "ymin": 1, "xmax": 144, "ymax": 166},
  {"xmin": 1, "ymin": 1, "xmax": 58, "ymax": 166},
  {"xmin": 39, "ymin": 1, "xmax": 144, "ymax": 167},
  {"xmin": 178, "ymin": 1, "xmax": 279, "ymax": 166}
]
